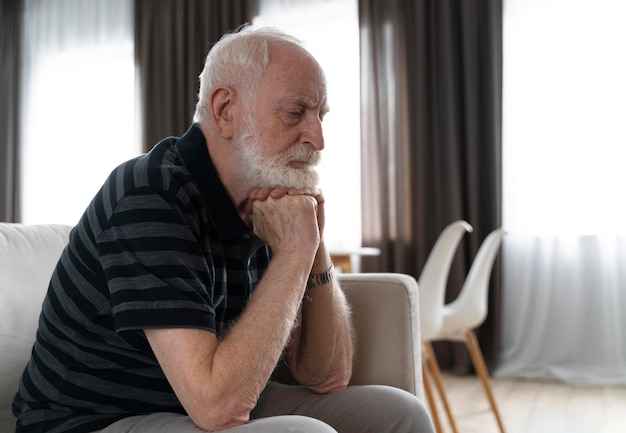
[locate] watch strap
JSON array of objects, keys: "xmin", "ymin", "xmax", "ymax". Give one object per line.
[{"xmin": 307, "ymin": 266, "xmax": 335, "ymax": 288}]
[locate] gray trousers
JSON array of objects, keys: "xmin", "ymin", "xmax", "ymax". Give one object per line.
[{"xmin": 95, "ymin": 382, "xmax": 435, "ymax": 433}]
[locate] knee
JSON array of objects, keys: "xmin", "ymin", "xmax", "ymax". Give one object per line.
[
  {"xmin": 402, "ymin": 393, "xmax": 435, "ymax": 433},
  {"xmin": 254, "ymin": 415, "xmax": 338, "ymax": 433},
  {"xmin": 366, "ymin": 386, "xmax": 435, "ymax": 433},
  {"xmin": 287, "ymin": 415, "xmax": 338, "ymax": 433}
]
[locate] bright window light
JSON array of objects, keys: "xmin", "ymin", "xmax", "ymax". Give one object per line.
[
  {"xmin": 503, "ymin": 0, "xmax": 626, "ymax": 236},
  {"xmin": 20, "ymin": 45, "xmax": 136, "ymax": 225},
  {"xmin": 19, "ymin": 0, "xmax": 136, "ymax": 226}
]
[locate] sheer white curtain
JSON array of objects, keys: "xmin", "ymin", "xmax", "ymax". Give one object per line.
[
  {"xmin": 497, "ymin": 0, "xmax": 626, "ymax": 385},
  {"xmin": 20, "ymin": 0, "xmax": 136, "ymax": 225},
  {"xmin": 252, "ymin": 0, "xmax": 361, "ymax": 250}
]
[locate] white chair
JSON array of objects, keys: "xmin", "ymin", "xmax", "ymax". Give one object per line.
[
  {"xmin": 417, "ymin": 220, "xmax": 473, "ymax": 433},
  {"xmin": 426, "ymin": 228, "xmax": 507, "ymax": 433}
]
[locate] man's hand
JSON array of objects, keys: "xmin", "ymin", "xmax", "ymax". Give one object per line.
[
  {"xmin": 249, "ymin": 191, "xmax": 320, "ymax": 260},
  {"xmin": 248, "ymin": 187, "xmax": 326, "ymax": 238}
]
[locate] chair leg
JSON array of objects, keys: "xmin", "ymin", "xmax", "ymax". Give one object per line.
[
  {"xmin": 424, "ymin": 342, "xmax": 459, "ymax": 433},
  {"xmin": 422, "ymin": 363, "xmax": 444, "ymax": 433},
  {"xmin": 465, "ymin": 329, "xmax": 507, "ymax": 433}
]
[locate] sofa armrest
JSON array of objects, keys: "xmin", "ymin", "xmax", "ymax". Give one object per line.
[
  {"xmin": 338, "ymin": 273, "xmax": 423, "ymax": 399},
  {"xmin": 273, "ymin": 273, "xmax": 424, "ymax": 400}
]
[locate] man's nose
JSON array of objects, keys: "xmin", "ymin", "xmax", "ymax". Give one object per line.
[{"xmin": 300, "ymin": 115, "xmax": 325, "ymax": 150}]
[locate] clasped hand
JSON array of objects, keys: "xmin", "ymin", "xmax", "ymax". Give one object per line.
[{"xmin": 245, "ymin": 187, "xmax": 325, "ymax": 257}]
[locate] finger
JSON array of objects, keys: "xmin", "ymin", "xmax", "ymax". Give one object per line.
[
  {"xmin": 288, "ymin": 188, "xmax": 324, "ymax": 205},
  {"xmin": 269, "ymin": 186, "xmax": 291, "ymax": 199},
  {"xmin": 249, "ymin": 187, "xmax": 273, "ymax": 201},
  {"xmin": 242, "ymin": 198, "xmax": 254, "ymax": 217},
  {"xmin": 286, "ymin": 187, "xmax": 317, "ymax": 195},
  {"xmin": 287, "ymin": 188, "xmax": 321, "ymax": 197}
]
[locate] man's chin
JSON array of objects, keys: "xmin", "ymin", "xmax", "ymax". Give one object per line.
[
  {"xmin": 262, "ymin": 181, "xmax": 319, "ymax": 190},
  {"xmin": 260, "ymin": 171, "xmax": 319, "ymax": 190}
]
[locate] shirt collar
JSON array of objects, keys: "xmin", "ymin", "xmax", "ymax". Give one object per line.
[{"xmin": 176, "ymin": 124, "xmax": 253, "ymax": 241}]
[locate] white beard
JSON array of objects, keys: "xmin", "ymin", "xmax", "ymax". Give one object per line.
[{"xmin": 235, "ymin": 116, "xmax": 321, "ymax": 189}]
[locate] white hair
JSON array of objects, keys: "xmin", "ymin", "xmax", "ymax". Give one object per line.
[{"xmin": 192, "ymin": 25, "xmax": 304, "ymax": 124}]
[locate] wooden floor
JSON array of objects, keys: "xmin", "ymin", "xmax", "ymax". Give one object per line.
[{"xmin": 428, "ymin": 373, "xmax": 626, "ymax": 433}]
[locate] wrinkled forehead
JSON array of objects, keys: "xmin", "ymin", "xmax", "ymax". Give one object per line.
[{"xmin": 263, "ymin": 41, "xmax": 328, "ymax": 108}]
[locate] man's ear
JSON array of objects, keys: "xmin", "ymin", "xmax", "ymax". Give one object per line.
[{"xmin": 210, "ymin": 86, "xmax": 236, "ymax": 139}]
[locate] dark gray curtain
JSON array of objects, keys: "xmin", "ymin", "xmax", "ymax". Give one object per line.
[
  {"xmin": 359, "ymin": 0, "xmax": 502, "ymax": 372},
  {"xmin": 134, "ymin": 0, "xmax": 254, "ymax": 152},
  {"xmin": 0, "ymin": 0, "xmax": 23, "ymax": 222}
]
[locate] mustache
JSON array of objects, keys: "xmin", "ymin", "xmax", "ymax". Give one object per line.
[{"xmin": 278, "ymin": 144, "xmax": 321, "ymax": 166}]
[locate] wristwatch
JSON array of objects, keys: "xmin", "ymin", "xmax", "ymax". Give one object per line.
[{"xmin": 307, "ymin": 266, "xmax": 335, "ymax": 288}]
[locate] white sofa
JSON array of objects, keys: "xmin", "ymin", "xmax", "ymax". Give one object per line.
[{"xmin": 0, "ymin": 222, "xmax": 424, "ymax": 431}]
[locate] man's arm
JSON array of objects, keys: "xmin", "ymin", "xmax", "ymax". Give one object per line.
[
  {"xmin": 145, "ymin": 193, "xmax": 320, "ymax": 431},
  {"xmin": 285, "ymin": 239, "xmax": 355, "ymax": 393},
  {"xmin": 257, "ymin": 187, "xmax": 354, "ymax": 393}
]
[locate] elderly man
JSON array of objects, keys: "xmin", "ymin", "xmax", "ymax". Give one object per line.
[{"xmin": 13, "ymin": 26, "xmax": 434, "ymax": 433}]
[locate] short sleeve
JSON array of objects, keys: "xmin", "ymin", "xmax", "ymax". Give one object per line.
[{"xmin": 97, "ymin": 187, "xmax": 217, "ymax": 333}]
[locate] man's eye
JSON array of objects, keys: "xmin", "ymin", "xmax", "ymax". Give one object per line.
[{"xmin": 282, "ymin": 110, "xmax": 303, "ymax": 124}]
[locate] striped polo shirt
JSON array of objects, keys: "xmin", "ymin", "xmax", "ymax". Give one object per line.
[{"xmin": 13, "ymin": 124, "xmax": 271, "ymax": 433}]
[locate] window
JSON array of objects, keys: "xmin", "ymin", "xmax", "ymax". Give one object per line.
[
  {"xmin": 20, "ymin": 0, "xmax": 137, "ymax": 225},
  {"xmin": 497, "ymin": 0, "xmax": 626, "ymax": 385},
  {"xmin": 503, "ymin": 0, "xmax": 626, "ymax": 236}
]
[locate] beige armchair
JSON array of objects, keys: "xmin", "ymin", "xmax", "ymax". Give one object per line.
[{"xmin": 0, "ymin": 223, "xmax": 424, "ymax": 431}]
